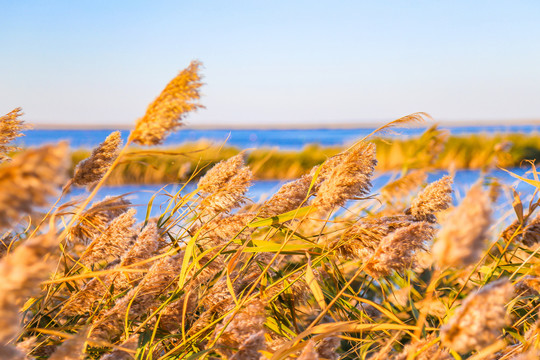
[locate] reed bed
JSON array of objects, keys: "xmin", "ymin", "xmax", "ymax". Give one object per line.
[
  {"xmin": 1, "ymin": 61, "xmax": 540, "ymax": 360},
  {"xmin": 66, "ymin": 131, "xmax": 540, "ymax": 185}
]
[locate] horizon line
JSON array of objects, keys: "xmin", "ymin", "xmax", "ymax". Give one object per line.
[{"xmin": 30, "ymin": 118, "xmax": 540, "ymax": 130}]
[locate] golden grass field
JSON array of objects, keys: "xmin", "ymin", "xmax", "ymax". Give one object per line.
[{"xmin": 1, "ymin": 61, "xmax": 540, "ymax": 360}]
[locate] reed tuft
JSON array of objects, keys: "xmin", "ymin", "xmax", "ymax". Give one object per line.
[
  {"xmin": 432, "ymin": 184, "xmax": 491, "ymax": 268},
  {"xmin": 0, "ymin": 142, "xmax": 69, "ymax": 229},
  {"xmin": 313, "ymin": 142, "xmax": 376, "ymax": 214},
  {"xmin": 441, "ymin": 279, "xmax": 513, "ymax": 353},
  {"xmin": 130, "ymin": 60, "xmax": 204, "ymax": 146},
  {"xmin": 69, "ymin": 195, "xmax": 131, "ymax": 244},
  {"xmin": 80, "ymin": 208, "xmax": 138, "ymax": 266},
  {"xmin": 406, "ymin": 175, "xmax": 453, "ymax": 222},
  {"xmin": 0, "ymin": 107, "xmax": 28, "ymax": 163},
  {"xmin": 72, "ymin": 131, "xmax": 123, "ymax": 187}
]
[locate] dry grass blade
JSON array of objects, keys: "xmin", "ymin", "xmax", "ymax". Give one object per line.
[{"xmin": 351, "ymin": 112, "xmax": 431, "ymax": 149}]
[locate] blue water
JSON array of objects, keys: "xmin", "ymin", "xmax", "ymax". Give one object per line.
[
  {"xmin": 68, "ymin": 167, "xmax": 536, "ymax": 222},
  {"xmin": 16, "ymin": 124, "xmax": 540, "ymax": 150},
  {"xmin": 18, "ymin": 126, "xmax": 540, "ymax": 222}
]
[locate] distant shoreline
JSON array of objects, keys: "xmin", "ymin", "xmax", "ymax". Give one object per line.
[{"xmin": 31, "ymin": 118, "xmax": 540, "ymax": 130}]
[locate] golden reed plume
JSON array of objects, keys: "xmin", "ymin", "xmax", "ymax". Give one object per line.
[
  {"xmin": 0, "ymin": 142, "xmax": 69, "ymax": 229},
  {"xmin": 0, "ymin": 107, "xmax": 28, "ymax": 163},
  {"xmin": 130, "ymin": 60, "xmax": 204, "ymax": 146},
  {"xmin": 72, "ymin": 131, "xmax": 123, "ymax": 187}
]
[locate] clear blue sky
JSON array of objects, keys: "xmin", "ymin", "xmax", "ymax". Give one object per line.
[{"xmin": 1, "ymin": 1, "xmax": 540, "ymax": 127}]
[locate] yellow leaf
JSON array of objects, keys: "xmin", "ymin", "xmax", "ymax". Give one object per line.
[{"xmin": 306, "ymin": 257, "xmax": 326, "ymax": 310}]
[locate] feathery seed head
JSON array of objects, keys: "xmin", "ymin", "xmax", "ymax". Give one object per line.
[
  {"xmin": 440, "ymin": 279, "xmax": 513, "ymax": 353},
  {"xmin": 392, "ymin": 336, "xmax": 451, "ymax": 360},
  {"xmin": 196, "ymin": 153, "xmax": 253, "ymax": 218},
  {"xmin": 199, "ymin": 165, "xmax": 253, "ymax": 217},
  {"xmin": 72, "ymin": 131, "xmax": 122, "ymax": 187},
  {"xmin": 0, "ymin": 142, "xmax": 69, "ymax": 229},
  {"xmin": 48, "ymin": 328, "xmax": 89, "ymax": 360},
  {"xmin": 197, "ymin": 212, "xmax": 256, "ymax": 248},
  {"xmin": 407, "ymin": 175, "xmax": 453, "ymax": 221},
  {"xmin": 332, "ymin": 216, "xmax": 414, "ymax": 261},
  {"xmin": 259, "ymin": 174, "xmax": 313, "ymax": 218},
  {"xmin": 315, "ymin": 336, "xmax": 341, "ymax": 360},
  {"xmin": 213, "ymin": 299, "xmax": 267, "ymax": 359},
  {"xmin": 198, "ymin": 153, "xmax": 246, "ymax": 195},
  {"xmin": 91, "ymin": 253, "xmax": 184, "ymax": 341},
  {"xmin": 381, "ymin": 170, "xmax": 427, "ymax": 201},
  {"xmin": 0, "ymin": 108, "xmax": 28, "ymax": 163},
  {"xmin": 313, "ymin": 142, "xmax": 376, "ymax": 214},
  {"xmin": 80, "ymin": 208, "xmax": 138, "ymax": 266},
  {"xmin": 298, "ymin": 340, "xmax": 319, "ymax": 360},
  {"xmin": 364, "ymin": 222, "xmax": 434, "ymax": 278},
  {"xmin": 432, "ymin": 184, "xmax": 492, "ymax": 268},
  {"xmin": 100, "ymin": 334, "xmax": 139, "ymax": 360},
  {"xmin": 66, "ymin": 222, "xmax": 164, "ymax": 315},
  {"xmin": 69, "ymin": 195, "xmax": 131, "ymax": 244},
  {"xmin": 521, "ymin": 217, "xmax": 540, "ymax": 248},
  {"xmin": 0, "ymin": 233, "xmax": 58, "ymax": 343},
  {"xmin": 229, "ymin": 331, "xmax": 266, "ymax": 360},
  {"xmin": 131, "ymin": 60, "xmax": 204, "ymax": 146}
]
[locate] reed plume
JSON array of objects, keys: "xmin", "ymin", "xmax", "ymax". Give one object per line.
[
  {"xmin": 48, "ymin": 328, "xmax": 89, "ymax": 360},
  {"xmin": 100, "ymin": 334, "xmax": 139, "ymax": 360},
  {"xmin": 199, "ymin": 167, "xmax": 253, "ymax": 218},
  {"xmin": 213, "ymin": 299, "xmax": 267, "ymax": 359},
  {"xmin": 0, "ymin": 142, "xmax": 69, "ymax": 229},
  {"xmin": 196, "ymin": 212, "xmax": 256, "ymax": 248},
  {"xmin": 0, "ymin": 233, "xmax": 57, "ymax": 344},
  {"xmin": 432, "ymin": 184, "xmax": 491, "ymax": 268},
  {"xmin": 80, "ymin": 209, "xmax": 138, "ymax": 266},
  {"xmin": 440, "ymin": 279, "xmax": 513, "ymax": 353},
  {"xmin": 381, "ymin": 170, "xmax": 427, "ymax": 201},
  {"xmin": 258, "ymin": 173, "xmax": 313, "ymax": 218},
  {"xmin": 364, "ymin": 222, "xmax": 434, "ymax": 278},
  {"xmin": 72, "ymin": 131, "xmax": 122, "ymax": 187},
  {"xmin": 406, "ymin": 175, "xmax": 453, "ymax": 222},
  {"xmin": 197, "ymin": 153, "xmax": 246, "ymax": 195},
  {"xmin": 0, "ymin": 107, "xmax": 28, "ymax": 163},
  {"xmin": 0, "ymin": 345, "xmax": 25, "ymax": 360},
  {"xmin": 332, "ymin": 216, "xmax": 414, "ymax": 261},
  {"xmin": 66, "ymin": 222, "xmax": 162, "ymax": 314},
  {"xmin": 314, "ymin": 336, "xmax": 341, "ymax": 360},
  {"xmin": 69, "ymin": 195, "xmax": 131, "ymax": 244},
  {"xmin": 520, "ymin": 217, "xmax": 540, "ymax": 247},
  {"xmin": 159, "ymin": 290, "xmax": 199, "ymax": 333},
  {"xmin": 91, "ymin": 253, "xmax": 184, "ymax": 341},
  {"xmin": 313, "ymin": 142, "xmax": 376, "ymax": 214},
  {"xmin": 298, "ymin": 340, "xmax": 319, "ymax": 360},
  {"xmin": 500, "ymin": 215, "xmax": 540, "ymax": 248},
  {"xmin": 392, "ymin": 336, "xmax": 451, "ymax": 360},
  {"xmin": 197, "ymin": 153, "xmax": 253, "ymax": 217},
  {"xmin": 130, "ymin": 60, "xmax": 204, "ymax": 146}
]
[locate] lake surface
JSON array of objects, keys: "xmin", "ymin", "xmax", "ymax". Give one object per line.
[{"xmin": 17, "ymin": 124, "xmax": 540, "ymax": 150}]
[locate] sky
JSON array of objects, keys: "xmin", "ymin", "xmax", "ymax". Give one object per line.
[{"xmin": 1, "ymin": 1, "xmax": 540, "ymax": 127}]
